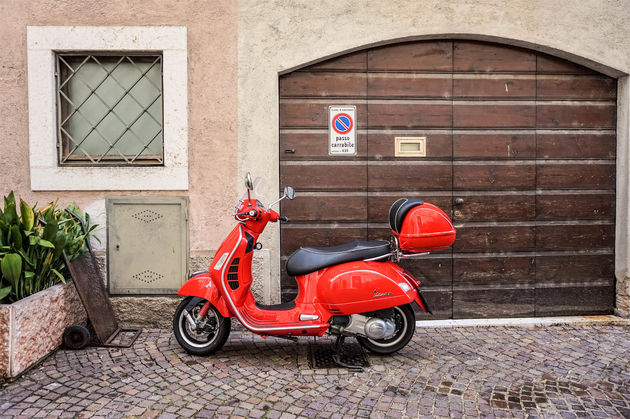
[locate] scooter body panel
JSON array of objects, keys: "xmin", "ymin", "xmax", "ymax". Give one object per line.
[
  {"xmin": 176, "ymin": 272, "xmax": 232, "ymax": 318},
  {"xmin": 311, "ymin": 261, "xmax": 423, "ymax": 314}
]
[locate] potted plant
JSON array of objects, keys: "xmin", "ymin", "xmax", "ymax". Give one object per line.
[{"xmin": 0, "ymin": 192, "xmax": 96, "ymax": 378}]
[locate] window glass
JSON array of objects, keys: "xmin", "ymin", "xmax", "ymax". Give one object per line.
[{"xmin": 56, "ymin": 54, "xmax": 163, "ymax": 165}]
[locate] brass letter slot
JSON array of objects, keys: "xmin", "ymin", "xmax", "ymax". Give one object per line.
[{"xmin": 395, "ymin": 137, "xmax": 426, "ymax": 157}]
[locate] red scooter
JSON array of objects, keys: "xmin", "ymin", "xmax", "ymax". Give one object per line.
[{"xmin": 173, "ymin": 173, "xmax": 455, "ymax": 368}]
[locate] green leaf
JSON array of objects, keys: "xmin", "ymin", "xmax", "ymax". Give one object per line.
[
  {"xmin": 36, "ymin": 239, "xmax": 55, "ymax": 249},
  {"xmin": 43, "ymin": 220, "xmax": 57, "ymax": 242},
  {"xmin": 51, "ymin": 269, "xmax": 65, "ymax": 284},
  {"xmin": 17, "ymin": 250, "xmax": 34, "ymax": 268},
  {"xmin": 19, "ymin": 199, "xmax": 34, "ymax": 232},
  {"xmin": 24, "ymin": 271, "xmax": 35, "ymax": 279},
  {"xmin": 0, "ymin": 285, "xmax": 11, "ymax": 300},
  {"xmin": 9, "ymin": 225, "xmax": 22, "ymax": 250},
  {"xmin": 52, "ymin": 233, "xmax": 67, "ymax": 260},
  {"xmin": 1, "ymin": 253, "xmax": 22, "ymax": 288},
  {"xmin": 3, "ymin": 192, "xmax": 18, "ymax": 225}
]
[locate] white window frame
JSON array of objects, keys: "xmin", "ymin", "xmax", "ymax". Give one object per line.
[{"xmin": 27, "ymin": 26, "xmax": 188, "ymax": 191}]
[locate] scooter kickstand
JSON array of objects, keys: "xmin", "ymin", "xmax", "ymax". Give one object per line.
[{"xmin": 331, "ymin": 335, "xmax": 363, "ymax": 372}]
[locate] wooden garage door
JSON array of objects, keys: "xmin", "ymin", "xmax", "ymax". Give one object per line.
[{"xmin": 279, "ymin": 40, "xmax": 616, "ymax": 318}]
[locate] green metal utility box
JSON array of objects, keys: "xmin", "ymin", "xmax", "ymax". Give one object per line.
[{"xmin": 107, "ymin": 197, "xmax": 189, "ymax": 294}]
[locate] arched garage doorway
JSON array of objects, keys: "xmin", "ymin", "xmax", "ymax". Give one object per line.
[{"xmin": 279, "ymin": 40, "xmax": 616, "ymax": 319}]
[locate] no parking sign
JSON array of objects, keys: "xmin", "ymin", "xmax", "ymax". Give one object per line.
[{"xmin": 329, "ymin": 106, "xmax": 356, "ymax": 155}]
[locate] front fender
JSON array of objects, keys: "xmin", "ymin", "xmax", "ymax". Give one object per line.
[{"xmin": 177, "ymin": 271, "xmax": 232, "ymax": 317}]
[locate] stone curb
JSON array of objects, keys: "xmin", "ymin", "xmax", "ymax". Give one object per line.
[{"xmin": 416, "ymin": 314, "xmax": 630, "ymax": 329}]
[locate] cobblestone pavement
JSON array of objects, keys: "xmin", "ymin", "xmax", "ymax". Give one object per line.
[{"xmin": 1, "ymin": 324, "xmax": 629, "ymax": 418}]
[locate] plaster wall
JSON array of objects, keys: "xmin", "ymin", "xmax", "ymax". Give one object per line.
[
  {"xmin": 2, "ymin": 0, "xmax": 630, "ymax": 313},
  {"xmin": 0, "ymin": 0, "xmax": 238, "ymax": 263},
  {"xmin": 238, "ymin": 0, "xmax": 630, "ymax": 306}
]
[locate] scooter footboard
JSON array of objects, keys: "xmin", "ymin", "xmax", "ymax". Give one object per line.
[{"xmin": 177, "ymin": 271, "xmax": 232, "ymax": 317}]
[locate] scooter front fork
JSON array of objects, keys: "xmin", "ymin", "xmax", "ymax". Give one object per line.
[
  {"xmin": 185, "ymin": 301, "xmax": 212, "ymax": 329},
  {"xmin": 198, "ymin": 301, "xmax": 211, "ymax": 317}
]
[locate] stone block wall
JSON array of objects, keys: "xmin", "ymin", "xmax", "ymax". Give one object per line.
[
  {"xmin": 0, "ymin": 281, "xmax": 87, "ymax": 378},
  {"xmin": 616, "ymin": 279, "xmax": 630, "ymax": 318}
]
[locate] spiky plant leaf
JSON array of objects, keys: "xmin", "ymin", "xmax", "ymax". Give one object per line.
[{"xmin": 19, "ymin": 199, "xmax": 34, "ymax": 232}]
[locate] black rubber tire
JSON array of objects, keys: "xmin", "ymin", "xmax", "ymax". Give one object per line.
[
  {"xmin": 357, "ymin": 304, "xmax": 415, "ymax": 355},
  {"xmin": 63, "ymin": 325, "xmax": 91, "ymax": 350},
  {"xmin": 173, "ymin": 297, "xmax": 231, "ymax": 356}
]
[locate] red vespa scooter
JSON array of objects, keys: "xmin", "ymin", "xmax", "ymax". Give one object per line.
[{"xmin": 173, "ymin": 173, "xmax": 455, "ymax": 369}]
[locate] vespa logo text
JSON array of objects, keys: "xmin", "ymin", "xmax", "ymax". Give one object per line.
[{"xmin": 373, "ymin": 289, "xmax": 393, "ymax": 298}]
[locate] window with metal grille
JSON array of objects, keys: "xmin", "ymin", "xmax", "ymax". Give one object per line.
[{"xmin": 55, "ymin": 53, "xmax": 164, "ymax": 166}]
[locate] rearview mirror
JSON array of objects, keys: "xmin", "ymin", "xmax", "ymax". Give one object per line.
[
  {"xmin": 245, "ymin": 172, "xmax": 254, "ymax": 190},
  {"xmin": 284, "ymin": 186, "xmax": 296, "ymax": 200}
]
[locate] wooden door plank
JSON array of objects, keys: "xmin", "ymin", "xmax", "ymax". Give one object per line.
[
  {"xmin": 453, "ymin": 104, "xmax": 536, "ymax": 128},
  {"xmin": 453, "ymin": 256, "xmax": 535, "ymax": 287},
  {"xmin": 536, "ymin": 224, "xmax": 614, "ymax": 250},
  {"xmin": 453, "ymin": 289, "xmax": 535, "ymax": 318},
  {"xmin": 535, "ymin": 285, "xmax": 614, "ymax": 316},
  {"xmin": 307, "ymin": 51, "xmax": 367, "ymax": 71},
  {"xmin": 453, "ymin": 164, "xmax": 536, "ymax": 189},
  {"xmin": 280, "ymin": 195, "xmax": 367, "ymax": 222},
  {"xmin": 453, "ymin": 77, "xmax": 535, "ymax": 99},
  {"xmin": 279, "ymin": 102, "xmax": 367, "ymax": 128},
  {"xmin": 536, "ymin": 194, "xmax": 615, "ymax": 219},
  {"xmin": 453, "ymin": 225, "xmax": 536, "ymax": 252},
  {"xmin": 368, "ymin": 74, "xmax": 452, "ymax": 98},
  {"xmin": 400, "ymin": 257, "xmax": 453, "ymax": 288},
  {"xmin": 280, "ymin": 72, "xmax": 367, "ymax": 97},
  {"xmin": 280, "ymin": 132, "xmax": 367, "ymax": 160},
  {"xmin": 537, "ymin": 76, "xmax": 616, "ymax": 100},
  {"xmin": 536, "ymin": 163, "xmax": 615, "ymax": 189},
  {"xmin": 454, "ymin": 41, "xmax": 536, "ymax": 73},
  {"xmin": 368, "ymin": 163, "xmax": 452, "ymax": 191},
  {"xmin": 536, "ymin": 254, "xmax": 614, "ymax": 284},
  {"xmin": 454, "ymin": 133, "xmax": 535, "ymax": 159},
  {"xmin": 536, "ymin": 103, "xmax": 616, "ymax": 128},
  {"xmin": 281, "ymin": 163, "xmax": 366, "ymax": 191},
  {"xmin": 367, "ymin": 41, "xmax": 453, "ymax": 72},
  {"xmin": 452, "ymin": 194, "xmax": 535, "ymax": 222},
  {"xmin": 536, "ymin": 54, "xmax": 596, "ymax": 75},
  {"xmin": 367, "ymin": 103, "xmax": 452, "ymax": 128},
  {"xmin": 536, "ymin": 133, "xmax": 616, "ymax": 159},
  {"xmin": 415, "ymin": 289, "xmax": 453, "ymax": 320}
]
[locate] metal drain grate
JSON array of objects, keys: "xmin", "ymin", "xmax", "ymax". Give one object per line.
[{"xmin": 308, "ymin": 340, "xmax": 370, "ymax": 369}]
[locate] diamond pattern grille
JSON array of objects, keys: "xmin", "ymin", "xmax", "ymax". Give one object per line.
[{"xmin": 55, "ymin": 53, "xmax": 164, "ymax": 166}]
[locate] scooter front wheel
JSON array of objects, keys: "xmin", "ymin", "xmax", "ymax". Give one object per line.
[
  {"xmin": 173, "ymin": 297, "xmax": 231, "ymax": 356},
  {"xmin": 357, "ymin": 304, "xmax": 415, "ymax": 355}
]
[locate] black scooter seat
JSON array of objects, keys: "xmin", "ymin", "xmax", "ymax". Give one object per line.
[{"xmin": 286, "ymin": 240, "xmax": 391, "ymax": 277}]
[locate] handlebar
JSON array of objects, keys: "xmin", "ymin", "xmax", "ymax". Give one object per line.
[{"xmin": 234, "ymin": 209, "xmax": 289, "ymax": 222}]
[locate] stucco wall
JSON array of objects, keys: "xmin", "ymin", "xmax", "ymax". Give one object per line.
[
  {"xmin": 238, "ymin": 0, "xmax": 630, "ymax": 305},
  {"xmin": 0, "ymin": 0, "xmax": 237, "ymax": 259},
  {"xmin": 3, "ymin": 0, "xmax": 630, "ymax": 313}
]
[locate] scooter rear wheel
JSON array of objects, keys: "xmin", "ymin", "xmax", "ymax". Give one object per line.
[
  {"xmin": 173, "ymin": 297, "xmax": 231, "ymax": 356},
  {"xmin": 357, "ymin": 304, "xmax": 415, "ymax": 355}
]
